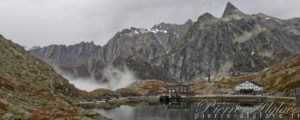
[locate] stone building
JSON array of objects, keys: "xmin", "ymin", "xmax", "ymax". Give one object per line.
[{"xmin": 167, "ymin": 82, "xmax": 190, "ymax": 97}]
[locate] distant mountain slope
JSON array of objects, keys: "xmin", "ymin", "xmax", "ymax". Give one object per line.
[
  {"xmin": 60, "ymin": 21, "xmax": 193, "ymax": 81},
  {"xmin": 156, "ymin": 2, "xmax": 298, "ymax": 81},
  {"xmin": 190, "ymin": 55, "xmax": 300, "ymax": 97},
  {"xmin": 0, "ymin": 35, "xmax": 107, "ymax": 119},
  {"xmin": 255, "ymin": 14, "xmax": 300, "ymax": 53},
  {"xmin": 29, "ymin": 41, "xmax": 101, "ymax": 66}
]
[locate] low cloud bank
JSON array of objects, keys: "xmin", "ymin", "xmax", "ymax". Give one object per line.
[
  {"xmin": 102, "ymin": 66, "xmax": 138, "ymax": 90},
  {"xmin": 54, "ymin": 66, "xmax": 137, "ymax": 92}
]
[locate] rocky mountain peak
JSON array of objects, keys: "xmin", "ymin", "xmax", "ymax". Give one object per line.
[
  {"xmin": 222, "ymin": 2, "xmax": 245, "ymax": 18},
  {"xmin": 29, "ymin": 41, "xmax": 101, "ymax": 65},
  {"xmin": 197, "ymin": 12, "xmax": 216, "ymax": 23},
  {"xmin": 78, "ymin": 41, "xmax": 96, "ymax": 46},
  {"xmin": 184, "ymin": 19, "xmax": 193, "ymax": 25},
  {"xmin": 158, "ymin": 3, "xmax": 298, "ymax": 81},
  {"xmin": 58, "ymin": 20, "xmax": 193, "ymax": 81}
]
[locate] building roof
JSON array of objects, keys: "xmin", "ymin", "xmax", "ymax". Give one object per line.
[
  {"xmin": 167, "ymin": 82, "xmax": 189, "ymax": 86},
  {"xmin": 246, "ymin": 81, "xmax": 263, "ymax": 87},
  {"xmin": 297, "ymin": 88, "xmax": 300, "ymax": 96}
]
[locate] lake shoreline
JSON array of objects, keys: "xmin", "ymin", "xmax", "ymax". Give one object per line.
[{"xmin": 76, "ymin": 96, "xmax": 299, "ymax": 109}]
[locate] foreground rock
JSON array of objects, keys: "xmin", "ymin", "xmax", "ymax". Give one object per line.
[{"xmin": 0, "ymin": 35, "xmax": 109, "ymax": 119}]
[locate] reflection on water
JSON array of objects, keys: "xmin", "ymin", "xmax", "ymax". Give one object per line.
[
  {"xmin": 193, "ymin": 102, "xmax": 284, "ymax": 120},
  {"xmin": 94, "ymin": 102, "xmax": 288, "ymax": 120},
  {"xmin": 94, "ymin": 104, "xmax": 193, "ymax": 120}
]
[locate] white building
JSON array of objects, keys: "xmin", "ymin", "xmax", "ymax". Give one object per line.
[{"xmin": 235, "ymin": 81, "xmax": 264, "ymax": 95}]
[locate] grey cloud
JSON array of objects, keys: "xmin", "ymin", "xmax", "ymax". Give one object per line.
[{"xmin": 0, "ymin": 0, "xmax": 300, "ymax": 49}]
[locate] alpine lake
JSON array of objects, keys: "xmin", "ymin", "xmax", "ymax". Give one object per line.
[{"xmin": 93, "ymin": 99, "xmax": 300, "ymax": 120}]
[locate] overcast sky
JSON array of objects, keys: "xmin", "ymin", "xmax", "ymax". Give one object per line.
[{"xmin": 1, "ymin": 0, "xmax": 300, "ymax": 49}]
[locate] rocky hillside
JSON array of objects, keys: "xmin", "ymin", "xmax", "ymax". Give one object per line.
[
  {"xmin": 29, "ymin": 41, "xmax": 101, "ymax": 66},
  {"xmin": 0, "ymin": 35, "xmax": 108, "ymax": 119},
  {"xmin": 156, "ymin": 2, "xmax": 299, "ymax": 81},
  {"xmin": 220, "ymin": 55, "xmax": 300, "ymax": 96},
  {"xmin": 191, "ymin": 55, "xmax": 300, "ymax": 97}
]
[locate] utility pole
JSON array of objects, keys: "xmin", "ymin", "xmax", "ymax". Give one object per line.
[{"xmin": 207, "ymin": 73, "xmax": 211, "ymax": 83}]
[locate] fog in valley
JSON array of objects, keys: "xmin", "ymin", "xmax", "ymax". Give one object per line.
[{"xmin": 54, "ymin": 66, "xmax": 137, "ymax": 91}]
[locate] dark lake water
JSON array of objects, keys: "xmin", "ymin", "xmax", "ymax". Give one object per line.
[{"xmin": 94, "ymin": 102, "xmax": 292, "ymax": 120}]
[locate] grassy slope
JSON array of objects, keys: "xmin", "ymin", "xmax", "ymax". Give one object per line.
[
  {"xmin": 116, "ymin": 80, "xmax": 167, "ymax": 96},
  {"xmin": 0, "ymin": 35, "xmax": 108, "ymax": 119}
]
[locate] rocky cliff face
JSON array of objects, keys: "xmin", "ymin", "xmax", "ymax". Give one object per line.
[
  {"xmin": 65, "ymin": 21, "xmax": 193, "ymax": 80},
  {"xmin": 0, "ymin": 35, "xmax": 107, "ymax": 119},
  {"xmin": 156, "ymin": 2, "xmax": 298, "ymax": 82},
  {"xmin": 111, "ymin": 56, "xmax": 177, "ymax": 82},
  {"xmin": 29, "ymin": 41, "xmax": 101, "ymax": 66},
  {"xmin": 255, "ymin": 14, "xmax": 300, "ymax": 53}
]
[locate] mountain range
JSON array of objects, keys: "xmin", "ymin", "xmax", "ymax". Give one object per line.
[{"xmin": 29, "ymin": 2, "xmax": 300, "ymax": 83}]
